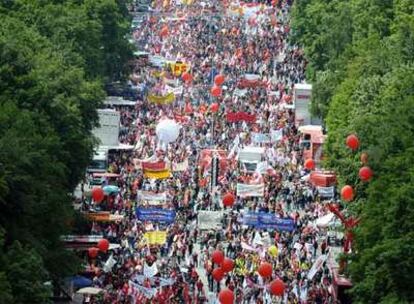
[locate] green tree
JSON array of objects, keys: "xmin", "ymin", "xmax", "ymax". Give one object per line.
[{"xmin": 291, "ymin": 0, "xmax": 414, "ymax": 302}]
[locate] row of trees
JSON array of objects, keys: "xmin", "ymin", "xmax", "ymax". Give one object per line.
[
  {"xmin": 291, "ymin": 0, "xmax": 414, "ymax": 303},
  {"xmin": 0, "ymin": 1, "xmax": 133, "ymax": 302}
]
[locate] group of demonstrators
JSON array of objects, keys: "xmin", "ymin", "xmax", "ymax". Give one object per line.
[{"xmin": 79, "ymin": 0, "xmax": 339, "ymax": 303}]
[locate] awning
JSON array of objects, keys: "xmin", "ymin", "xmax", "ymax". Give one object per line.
[
  {"xmin": 310, "ymin": 171, "xmax": 337, "ymax": 187},
  {"xmin": 69, "ymin": 276, "xmax": 92, "ymax": 289}
]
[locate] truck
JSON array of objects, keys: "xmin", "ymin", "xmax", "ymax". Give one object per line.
[
  {"xmin": 294, "ymin": 83, "xmax": 322, "ymax": 126},
  {"xmin": 92, "ymin": 109, "xmax": 121, "ymax": 147}
]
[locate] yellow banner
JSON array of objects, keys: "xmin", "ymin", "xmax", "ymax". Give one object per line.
[
  {"xmin": 143, "ymin": 231, "xmax": 167, "ymax": 245},
  {"xmin": 166, "ymin": 62, "xmax": 190, "ymax": 76},
  {"xmin": 148, "ymin": 92, "xmax": 175, "ymax": 104},
  {"xmin": 144, "ymin": 169, "xmax": 171, "ymax": 179}
]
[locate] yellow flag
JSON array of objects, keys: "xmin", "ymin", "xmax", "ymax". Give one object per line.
[{"xmin": 143, "ymin": 169, "xmax": 171, "ymax": 179}]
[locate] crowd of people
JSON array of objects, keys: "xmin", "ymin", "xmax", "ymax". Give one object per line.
[{"xmin": 79, "ymin": 0, "xmax": 341, "ymax": 303}]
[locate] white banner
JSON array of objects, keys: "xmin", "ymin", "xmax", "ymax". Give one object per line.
[
  {"xmin": 252, "ymin": 133, "xmax": 271, "ymax": 144},
  {"xmin": 270, "ymin": 129, "xmax": 283, "ymax": 142},
  {"xmin": 307, "ymin": 254, "xmax": 327, "ymax": 280},
  {"xmin": 197, "ymin": 211, "xmax": 223, "ymax": 230},
  {"xmin": 172, "ymin": 159, "xmax": 188, "ymax": 172},
  {"xmin": 137, "ymin": 191, "xmax": 167, "ymax": 202},
  {"xmin": 143, "ymin": 262, "xmax": 158, "ymax": 278},
  {"xmin": 236, "ymin": 183, "xmax": 265, "ymax": 197},
  {"xmin": 317, "ymin": 186, "xmax": 335, "ymax": 198}
]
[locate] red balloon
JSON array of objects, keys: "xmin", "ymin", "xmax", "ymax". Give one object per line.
[
  {"xmin": 97, "ymin": 239, "xmax": 110, "ymax": 252},
  {"xmin": 218, "ymin": 289, "xmax": 234, "ymax": 304},
  {"xmin": 270, "ymin": 279, "xmax": 285, "ymax": 296},
  {"xmin": 304, "ymin": 159, "xmax": 315, "ymax": 170},
  {"xmin": 182, "ymin": 72, "xmax": 192, "ymax": 83},
  {"xmin": 212, "ymin": 250, "xmax": 224, "ymax": 265},
  {"xmin": 88, "ymin": 247, "xmax": 99, "ymax": 259},
  {"xmin": 258, "ymin": 262, "xmax": 273, "ymax": 278},
  {"xmin": 211, "ymin": 86, "xmax": 222, "ymax": 97},
  {"xmin": 210, "ymin": 103, "xmax": 219, "ymax": 113},
  {"xmin": 346, "ymin": 134, "xmax": 359, "ymax": 150},
  {"xmin": 212, "ymin": 268, "xmax": 225, "ymax": 281},
  {"xmin": 359, "ymin": 166, "xmax": 373, "ymax": 182},
  {"xmin": 221, "ymin": 258, "xmax": 234, "ymax": 273},
  {"xmin": 341, "ymin": 185, "xmax": 354, "ymax": 202},
  {"xmin": 92, "ymin": 187, "xmax": 104, "ymax": 203},
  {"xmin": 160, "ymin": 26, "xmax": 169, "ymax": 37},
  {"xmin": 214, "ymin": 74, "xmax": 225, "ymax": 86},
  {"xmin": 222, "ymin": 193, "xmax": 235, "ymax": 207}
]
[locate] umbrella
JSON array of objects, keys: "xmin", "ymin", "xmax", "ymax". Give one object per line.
[
  {"xmin": 103, "ymin": 185, "xmax": 120, "ymax": 195},
  {"xmin": 76, "ymin": 287, "xmax": 104, "ymax": 295},
  {"xmin": 70, "ymin": 276, "xmax": 92, "ymax": 288}
]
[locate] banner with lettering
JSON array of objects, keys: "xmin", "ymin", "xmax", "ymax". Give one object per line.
[
  {"xmin": 137, "ymin": 191, "xmax": 168, "ymax": 202},
  {"xmin": 143, "ymin": 231, "xmax": 167, "ymax": 245},
  {"xmin": 198, "ymin": 211, "xmax": 224, "ymax": 230},
  {"xmin": 242, "ymin": 212, "xmax": 295, "ymax": 232},
  {"xmin": 236, "ymin": 183, "xmax": 265, "ymax": 197},
  {"xmin": 252, "ymin": 132, "xmax": 271, "ymax": 144},
  {"xmin": 136, "ymin": 208, "xmax": 176, "ymax": 223}
]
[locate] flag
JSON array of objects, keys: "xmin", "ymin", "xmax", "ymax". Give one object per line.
[
  {"xmin": 144, "ymin": 169, "xmax": 171, "ymax": 179},
  {"xmin": 141, "ymin": 161, "xmax": 167, "ymax": 171}
]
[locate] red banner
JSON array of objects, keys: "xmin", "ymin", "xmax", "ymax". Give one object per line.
[
  {"xmin": 238, "ymin": 79, "xmax": 267, "ymax": 88},
  {"xmin": 226, "ymin": 112, "xmax": 256, "ymax": 123},
  {"xmin": 141, "ymin": 161, "xmax": 167, "ymax": 171}
]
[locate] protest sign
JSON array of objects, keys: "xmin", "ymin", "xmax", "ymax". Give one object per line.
[
  {"xmin": 197, "ymin": 211, "xmax": 223, "ymax": 230},
  {"xmin": 136, "ymin": 208, "xmax": 176, "ymax": 224}
]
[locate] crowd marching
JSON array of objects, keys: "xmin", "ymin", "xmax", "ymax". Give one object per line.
[{"xmin": 79, "ymin": 0, "xmax": 340, "ymax": 303}]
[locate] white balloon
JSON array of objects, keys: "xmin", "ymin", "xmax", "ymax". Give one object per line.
[{"xmin": 156, "ymin": 119, "xmax": 180, "ymax": 143}]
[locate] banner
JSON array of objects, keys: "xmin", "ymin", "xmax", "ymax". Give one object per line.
[
  {"xmin": 198, "ymin": 211, "xmax": 223, "ymax": 230},
  {"xmin": 271, "ymin": 129, "xmax": 283, "ymax": 142},
  {"xmin": 136, "ymin": 208, "xmax": 176, "ymax": 223},
  {"xmin": 226, "ymin": 112, "xmax": 256, "ymax": 123},
  {"xmin": 148, "ymin": 92, "xmax": 175, "ymax": 104},
  {"xmin": 166, "ymin": 85, "xmax": 183, "ymax": 96},
  {"xmin": 141, "ymin": 161, "xmax": 166, "ymax": 171},
  {"xmin": 143, "ymin": 169, "xmax": 171, "ymax": 179},
  {"xmin": 143, "ymin": 231, "xmax": 167, "ymax": 245},
  {"xmin": 172, "ymin": 159, "xmax": 189, "ymax": 172},
  {"xmin": 252, "ymin": 132, "xmax": 271, "ymax": 144},
  {"xmin": 238, "ymin": 78, "xmax": 267, "ymax": 88},
  {"xmin": 166, "ymin": 61, "xmax": 190, "ymax": 76},
  {"xmin": 236, "ymin": 183, "xmax": 265, "ymax": 197},
  {"xmin": 85, "ymin": 212, "xmax": 110, "ymax": 222},
  {"xmin": 129, "ymin": 281, "xmax": 157, "ymax": 299},
  {"xmin": 242, "ymin": 212, "xmax": 295, "ymax": 232},
  {"xmin": 307, "ymin": 254, "xmax": 327, "ymax": 280},
  {"xmin": 317, "ymin": 186, "xmax": 335, "ymax": 198},
  {"xmin": 137, "ymin": 191, "xmax": 168, "ymax": 202}
]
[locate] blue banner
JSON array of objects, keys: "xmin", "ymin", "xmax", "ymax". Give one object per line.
[
  {"xmin": 242, "ymin": 212, "xmax": 295, "ymax": 232},
  {"xmin": 136, "ymin": 208, "xmax": 176, "ymax": 224}
]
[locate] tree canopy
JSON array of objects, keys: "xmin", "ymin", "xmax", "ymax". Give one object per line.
[
  {"xmin": 291, "ymin": 0, "xmax": 414, "ymax": 303},
  {"xmin": 0, "ymin": 0, "xmax": 132, "ymax": 302}
]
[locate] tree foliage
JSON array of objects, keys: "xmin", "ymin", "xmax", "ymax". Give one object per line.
[
  {"xmin": 291, "ymin": 0, "xmax": 414, "ymax": 303},
  {"xmin": 0, "ymin": 0, "xmax": 132, "ymax": 300}
]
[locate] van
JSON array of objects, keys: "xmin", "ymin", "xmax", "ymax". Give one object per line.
[{"xmin": 87, "ymin": 149, "xmax": 108, "ymax": 173}]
